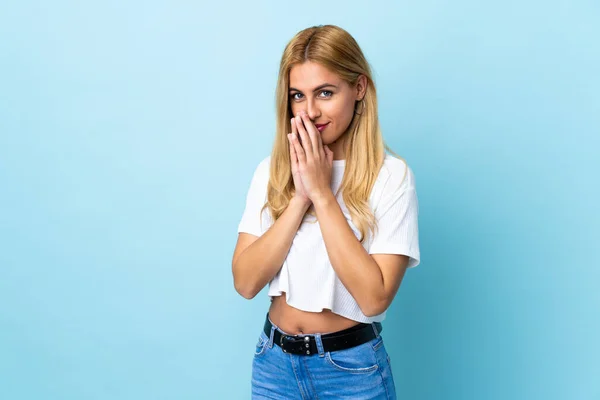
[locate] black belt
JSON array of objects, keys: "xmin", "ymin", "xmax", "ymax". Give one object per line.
[{"xmin": 263, "ymin": 313, "xmax": 382, "ymax": 356}]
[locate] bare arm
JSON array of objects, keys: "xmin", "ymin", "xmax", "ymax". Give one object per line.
[
  {"xmin": 312, "ymin": 191, "xmax": 409, "ymax": 317},
  {"xmin": 232, "ymin": 197, "xmax": 311, "ymax": 299}
]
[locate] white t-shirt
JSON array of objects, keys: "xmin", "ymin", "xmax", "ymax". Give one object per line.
[{"xmin": 237, "ymin": 154, "xmax": 420, "ymax": 323}]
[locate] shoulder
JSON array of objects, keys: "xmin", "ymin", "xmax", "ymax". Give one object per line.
[
  {"xmin": 242, "ymin": 155, "xmax": 272, "ymax": 201},
  {"xmin": 259, "ymin": 155, "xmax": 271, "ymax": 167},
  {"xmin": 378, "ymin": 154, "xmax": 416, "ymax": 192},
  {"xmin": 251, "ymin": 155, "xmax": 271, "ymax": 180}
]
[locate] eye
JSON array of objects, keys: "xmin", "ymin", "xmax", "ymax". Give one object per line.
[
  {"xmin": 290, "ymin": 92, "xmax": 303, "ymax": 101},
  {"xmin": 319, "ymin": 90, "xmax": 333, "ymax": 98}
]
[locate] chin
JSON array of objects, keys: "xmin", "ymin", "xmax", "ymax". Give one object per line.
[{"xmin": 321, "ymin": 132, "xmax": 335, "ymax": 145}]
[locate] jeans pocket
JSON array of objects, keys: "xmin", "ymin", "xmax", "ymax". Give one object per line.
[
  {"xmin": 254, "ymin": 331, "xmax": 269, "ymax": 357},
  {"xmin": 325, "ymin": 341, "xmax": 379, "ymax": 374}
]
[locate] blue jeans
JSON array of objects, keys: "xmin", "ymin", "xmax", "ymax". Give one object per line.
[{"xmin": 251, "ymin": 314, "xmax": 397, "ymax": 399}]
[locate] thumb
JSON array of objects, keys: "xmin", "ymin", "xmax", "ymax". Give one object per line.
[{"xmin": 324, "ymin": 145, "xmax": 333, "ymax": 165}]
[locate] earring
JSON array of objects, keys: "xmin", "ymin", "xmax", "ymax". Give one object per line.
[{"xmin": 354, "ymin": 99, "xmax": 365, "ymax": 115}]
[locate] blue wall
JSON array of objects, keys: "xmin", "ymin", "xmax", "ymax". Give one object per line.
[{"xmin": 1, "ymin": 1, "xmax": 598, "ymax": 399}]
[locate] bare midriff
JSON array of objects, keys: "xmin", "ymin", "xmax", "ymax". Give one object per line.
[{"xmin": 268, "ymin": 292, "xmax": 363, "ymax": 335}]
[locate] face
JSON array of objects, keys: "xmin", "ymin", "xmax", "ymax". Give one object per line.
[{"xmin": 288, "ymin": 61, "xmax": 366, "ymax": 160}]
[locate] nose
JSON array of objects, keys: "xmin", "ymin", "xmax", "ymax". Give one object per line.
[{"xmin": 304, "ymin": 98, "xmax": 321, "ymax": 121}]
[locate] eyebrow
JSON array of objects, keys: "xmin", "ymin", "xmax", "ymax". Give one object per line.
[{"xmin": 289, "ymin": 83, "xmax": 338, "ymax": 93}]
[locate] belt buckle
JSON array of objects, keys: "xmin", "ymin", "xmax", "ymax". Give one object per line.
[{"xmin": 280, "ymin": 334, "xmax": 312, "ymax": 355}]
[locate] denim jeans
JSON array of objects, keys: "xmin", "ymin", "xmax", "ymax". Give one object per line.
[{"xmin": 251, "ymin": 314, "xmax": 397, "ymax": 399}]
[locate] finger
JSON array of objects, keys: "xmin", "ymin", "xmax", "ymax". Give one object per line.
[
  {"xmin": 291, "ymin": 117, "xmax": 302, "ymax": 147},
  {"xmin": 291, "ymin": 117, "xmax": 298, "ymax": 136},
  {"xmin": 325, "ymin": 145, "xmax": 333, "ymax": 166},
  {"xmin": 300, "ymin": 113, "xmax": 323, "ymax": 158},
  {"xmin": 290, "ymin": 131, "xmax": 306, "ymax": 165},
  {"xmin": 295, "ymin": 115, "xmax": 312, "ymax": 160},
  {"xmin": 287, "ymin": 133, "xmax": 297, "ymax": 169}
]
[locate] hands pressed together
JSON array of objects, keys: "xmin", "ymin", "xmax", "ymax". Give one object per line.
[{"xmin": 287, "ymin": 111, "xmax": 334, "ymax": 207}]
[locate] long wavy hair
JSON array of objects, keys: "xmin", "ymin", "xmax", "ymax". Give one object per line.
[{"xmin": 261, "ymin": 24, "xmax": 405, "ymax": 243}]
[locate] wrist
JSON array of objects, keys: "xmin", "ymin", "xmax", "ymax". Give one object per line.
[
  {"xmin": 312, "ymin": 190, "xmax": 336, "ymax": 209},
  {"xmin": 290, "ymin": 196, "xmax": 312, "ymax": 211}
]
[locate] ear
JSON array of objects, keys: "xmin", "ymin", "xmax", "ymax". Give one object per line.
[{"xmin": 356, "ymin": 74, "xmax": 368, "ymax": 100}]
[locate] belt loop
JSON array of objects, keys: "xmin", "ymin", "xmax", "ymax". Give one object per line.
[
  {"xmin": 370, "ymin": 321, "xmax": 380, "ymax": 337},
  {"xmin": 269, "ymin": 326, "xmax": 276, "ymax": 348},
  {"xmin": 314, "ymin": 333, "xmax": 325, "ymax": 357},
  {"xmin": 266, "ymin": 313, "xmax": 276, "ymax": 348}
]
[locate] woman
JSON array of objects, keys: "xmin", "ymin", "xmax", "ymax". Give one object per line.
[{"xmin": 232, "ymin": 24, "xmax": 420, "ymax": 399}]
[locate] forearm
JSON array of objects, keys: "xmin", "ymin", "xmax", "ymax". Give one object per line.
[
  {"xmin": 233, "ymin": 197, "xmax": 311, "ymax": 299},
  {"xmin": 313, "ymin": 191, "xmax": 385, "ymax": 316}
]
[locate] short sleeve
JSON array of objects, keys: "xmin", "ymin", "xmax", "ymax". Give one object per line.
[
  {"xmin": 368, "ymin": 163, "xmax": 421, "ymax": 268},
  {"xmin": 237, "ymin": 157, "xmax": 270, "ymax": 237}
]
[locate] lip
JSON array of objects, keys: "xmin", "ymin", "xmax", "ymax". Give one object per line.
[{"xmin": 315, "ymin": 122, "xmax": 329, "ymax": 132}]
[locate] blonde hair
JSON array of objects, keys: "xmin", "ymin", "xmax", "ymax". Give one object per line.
[{"xmin": 261, "ymin": 24, "xmax": 405, "ymax": 243}]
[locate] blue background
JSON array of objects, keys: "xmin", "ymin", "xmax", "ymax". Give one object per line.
[{"xmin": 1, "ymin": 1, "xmax": 598, "ymax": 399}]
